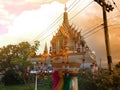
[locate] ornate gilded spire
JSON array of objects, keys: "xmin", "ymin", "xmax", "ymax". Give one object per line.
[
  {"xmin": 44, "ymin": 43, "xmax": 48, "ymax": 54},
  {"xmin": 64, "ymin": 4, "xmax": 67, "ymax": 12},
  {"xmin": 63, "ymin": 4, "xmax": 69, "ymax": 25}
]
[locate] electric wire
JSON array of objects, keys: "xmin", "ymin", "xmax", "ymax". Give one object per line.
[
  {"xmin": 39, "ymin": 22, "xmax": 120, "ymax": 43},
  {"xmin": 70, "ymin": 1, "xmax": 94, "ymax": 20},
  {"xmin": 111, "ymin": 0, "xmax": 120, "ymax": 12},
  {"xmin": 84, "ymin": 27, "xmax": 103, "ymax": 39},
  {"xmin": 36, "ymin": 0, "xmax": 93, "ymax": 42},
  {"xmin": 83, "ymin": 24, "xmax": 103, "ymax": 36},
  {"xmin": 68, "ymin": 0, "xmax": 86, "ymax": 14},
  {"xmin": 44, "ymin": 11, "xmax": 120, "ymax": 41},
  {"xmin": 67, "ymin": 0, "xmax": 81, "ymax": 12},
  {"xmin": 84, "ymin": 23, "xmax": 120, "ymax": 39},
  {"xmin": 37, "ymin": 0, "xmax": 120, "ymax": 54},
  {"xmin": 42, "ymin": 1, "xmax": 93, "ymax": 40},
  {"xmin": 32, "ymin": 0, "xmax": 81, "ymax": 42},
  {"xmin": 33, "ymin": 0, "xmax": 119, "ymax": 43},
  {"xmin": 38, "ymin": 13, "xmax": 120, "ymax": 43},
  {"xmin": 82, "ymin": 13, "xmax": 120, "ymax": 38}
]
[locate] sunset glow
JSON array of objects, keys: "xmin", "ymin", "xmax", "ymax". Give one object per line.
[{"xmin": 0, "ymin": 0, "xmax": 120, "ymax": 65}]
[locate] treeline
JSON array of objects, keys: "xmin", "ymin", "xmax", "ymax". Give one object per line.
[{"xmin": 0, "ymin": 41, "xmax": 40, "ymax": 85}]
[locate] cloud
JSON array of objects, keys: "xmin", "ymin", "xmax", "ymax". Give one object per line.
[
  {"xmin": 3, "ymin": 0, "xmax": 41, "ymax": 15},
  {"xmin": 0, "ymin": 1, "xmax": 64, "ymax": 49},
  {"xmin": 0, "ymin": 0, "xmax": 68, "ymax": 16},
  {"xmin": 0, "ymin": 24, "xmax": 8, "ymax": 34},
  {"xmin": 25, "ymin": 0, "xmax": 68, "ymax": 3},
  {"xmin": 68, "ymin": 0, "xmax": 120, "ymax": 64},
  {"xmin": 0, "ymin": 0, "xmax": 67, "ymax": 32},
  {"xmin": 0, "ymin": 0, "xmax": 43, "ymax": 35},
  {"xmin": 0, "ymin": 0, "xmax": 120, "ymax": 65},
  {"xmin": 8, "ymin": 1, "xmax": 63, "ymax": 35}
]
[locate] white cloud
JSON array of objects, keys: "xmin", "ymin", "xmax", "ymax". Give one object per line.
[
  {"xmin": 9, "ymin": 1, "xmax": 63, "ymax": 35},
  {"xmin": 25, "ymin": 0, "xmax": 68, "ymax": 3},
  {"xmin": 0, "ymin": 0, "xmax": 120, "ymax": 64},
  {"xmin": 0, "ymin": 1, "xmax": 64, "ymax": 49}
]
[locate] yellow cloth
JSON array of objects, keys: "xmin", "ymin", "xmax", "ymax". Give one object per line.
[{"xmin": 56, "ymin": 70, "xmax": 64, "ymax": 90}]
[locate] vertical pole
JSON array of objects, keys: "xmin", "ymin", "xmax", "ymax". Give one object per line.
[
  {"xmin": 35, "ymin": 74, "xmax": 37, "ymax": 90},
  {"xmin": 102, "ymin": 0, "xmax": 112, "ymax": 74},
  {"xmin": 35, "ymin": 62, "xmax": 37, "ymax": 90}
]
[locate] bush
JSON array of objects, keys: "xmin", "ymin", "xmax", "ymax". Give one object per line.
[{"xmin": 2, "ymin": 70, "xmax": 24, "ymax": 86}]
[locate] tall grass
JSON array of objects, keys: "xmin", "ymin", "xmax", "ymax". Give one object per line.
[{"xmin": 0, "ymin": 84, "xmax": 50, "ymax": 90}]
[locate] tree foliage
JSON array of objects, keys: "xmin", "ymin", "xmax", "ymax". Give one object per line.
[
  {"xmin": 0, "ymin": 41, "xmax": 40, "ymax": 71},
  {"xmin": 0, "ymin": 41, "xmax": 40, "ymax": 85},
  {"xmin": 95, "ymin": 62, "xmax": 120, "ymax": 90},
  {"xmin": 2, "ymin": 70, "xmax": 24, "ymax": 86},
  {"xmin": 77, "ymin": 62, "xmax": 120, "ymax": 90}
]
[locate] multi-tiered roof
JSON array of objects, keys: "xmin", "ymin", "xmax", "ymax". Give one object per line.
[
  {"xmin": 29, "ymin": 5, "xmax": 96, "ymax": 70},
  {"xmin": 49, "ymin": 6, "xmax": 96, "ymax": 69}
]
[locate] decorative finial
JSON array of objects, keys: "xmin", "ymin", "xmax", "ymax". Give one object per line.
[
  {"xmin": 44, "ymin": 42, "xmax": 48, "ymax": 54},
  {"xmin": 64, "ymin": 4, "xmax": 67, "ymax": 12}
]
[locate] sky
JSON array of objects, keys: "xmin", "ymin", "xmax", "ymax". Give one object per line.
[{"xmin": 0, "ymin": 0, "xmax": 120, "ymax": 67}]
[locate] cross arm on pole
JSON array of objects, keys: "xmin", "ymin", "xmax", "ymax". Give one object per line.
[{"xmin": 94, "ymin": 0, "xmax": 114, "ymax": 12}]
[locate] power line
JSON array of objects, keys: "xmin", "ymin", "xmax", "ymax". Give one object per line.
[
  {"xmin": 85, "ymin": 23, "xmax": 120, "ymax": 39},
  {"xmin": 39, "ymin": 9, "xmax": 120, "ymax": 42},
  {"xmin": 83, "ymin": 24, "xmax": 103, "ymax": 36},
  {"xmin": 39, "ymin": 1, "xmax": 94, "ymax": 41},
  {"xmin": 34, "ymin": 0, "xmax": 119, "ymax": 43},
  {"xmin": 36, "ymin": 0, "xmax": 93, "ymax": 42},
  {"xmin": 31, "ymin": 15, "xmax": 62, "ymax": 41},
  {"xmin": 39, "ymin": 23, "xmax": 101, "ymax": 43},
  {"xmin": 84, "ymin": 27, "xmax": 103, "ymax": 39},
  {"xmin": 32, "ymin": 0, "xmax": 81, "ymax": 42},
  {"xmin": 68, "ymin": 0, "xmax": 86, "ymax": 14},
  {"xmin": 67, "ymin": 0, "xmax": 81, "ymax": 12},
  {"xmin": 31, "ymin": 0, "xmax": 120, "ymax": 43},
  {"xmin": 82, "ymin": 13, "xmax": 120, "ymax": 37},
  {"xmin": 43, "ymin": 0, "xmax": 83, "ymax": 37},
  {"xmin": 35, "ymin": 0, "xmax": 91, "ymax": 41},
  {"xmin": 39, "ymin": 24, "xmax": 71, "ymax": 42},
  {"xmin": 70, "ymin": 1, "xmax": 94, "ymax": 20},
  {"xmin": 111, "ymin": 0, "xmax": 120, "ymax": 12}
]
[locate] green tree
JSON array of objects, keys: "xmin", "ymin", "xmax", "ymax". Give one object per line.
[
  {"xmin": 0, "ymin": 41, "xmax": 40, "ymax": 85},
  {"xmin": 112, "ymin": 62, "xmax": 120, "ymax": 90},
  {"xmin": 95, "ymin": 62, "xmax": 120, "ymax": 90},
  {"xmin": 0, "ymin": 40, "xmax": 40, "ymax": 72},
  {"xmin": 95, "ymin": 70, "xmax": 113, "ymax": 90}
]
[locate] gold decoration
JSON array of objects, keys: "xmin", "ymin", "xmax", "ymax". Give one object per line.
[
  {"xmin": 57, "ymin": 49, "xmax": 65, "ymax": 56},
  {"xmin": 43, "ymin": 53, "xmax": 49, "ymax": 58},
  {"xmin": 63, "ymin": 56, "xmax": 68, "ymax": 61},
  {"xmin": 51, "ymin": 62, "xmax": 80, "ymax": 68},
  {"xmin": 54, "ymin": 56, "xmax": 60, "ymax": 60},
  {"xmin": 29, "ymin": 51, "xmax": 36, "ymax": 57},
  {"xmin": 40, "ymin": 55, "xmax": 45, "ymax": 63}
]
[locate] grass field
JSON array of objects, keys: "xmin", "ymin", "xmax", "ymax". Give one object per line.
[{"xmin": 0, "ymin": 84, "xmax": 51, "ymax": 90}]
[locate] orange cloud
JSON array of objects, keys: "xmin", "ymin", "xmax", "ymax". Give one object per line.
[{"xmin": 0, "ymin": 0, "xmax": 120, "ymax": 65}]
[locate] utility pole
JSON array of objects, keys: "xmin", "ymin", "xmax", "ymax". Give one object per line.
[{"xmin": 94, "ymin": 0, "xmax": 114, "ymax": 74}]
